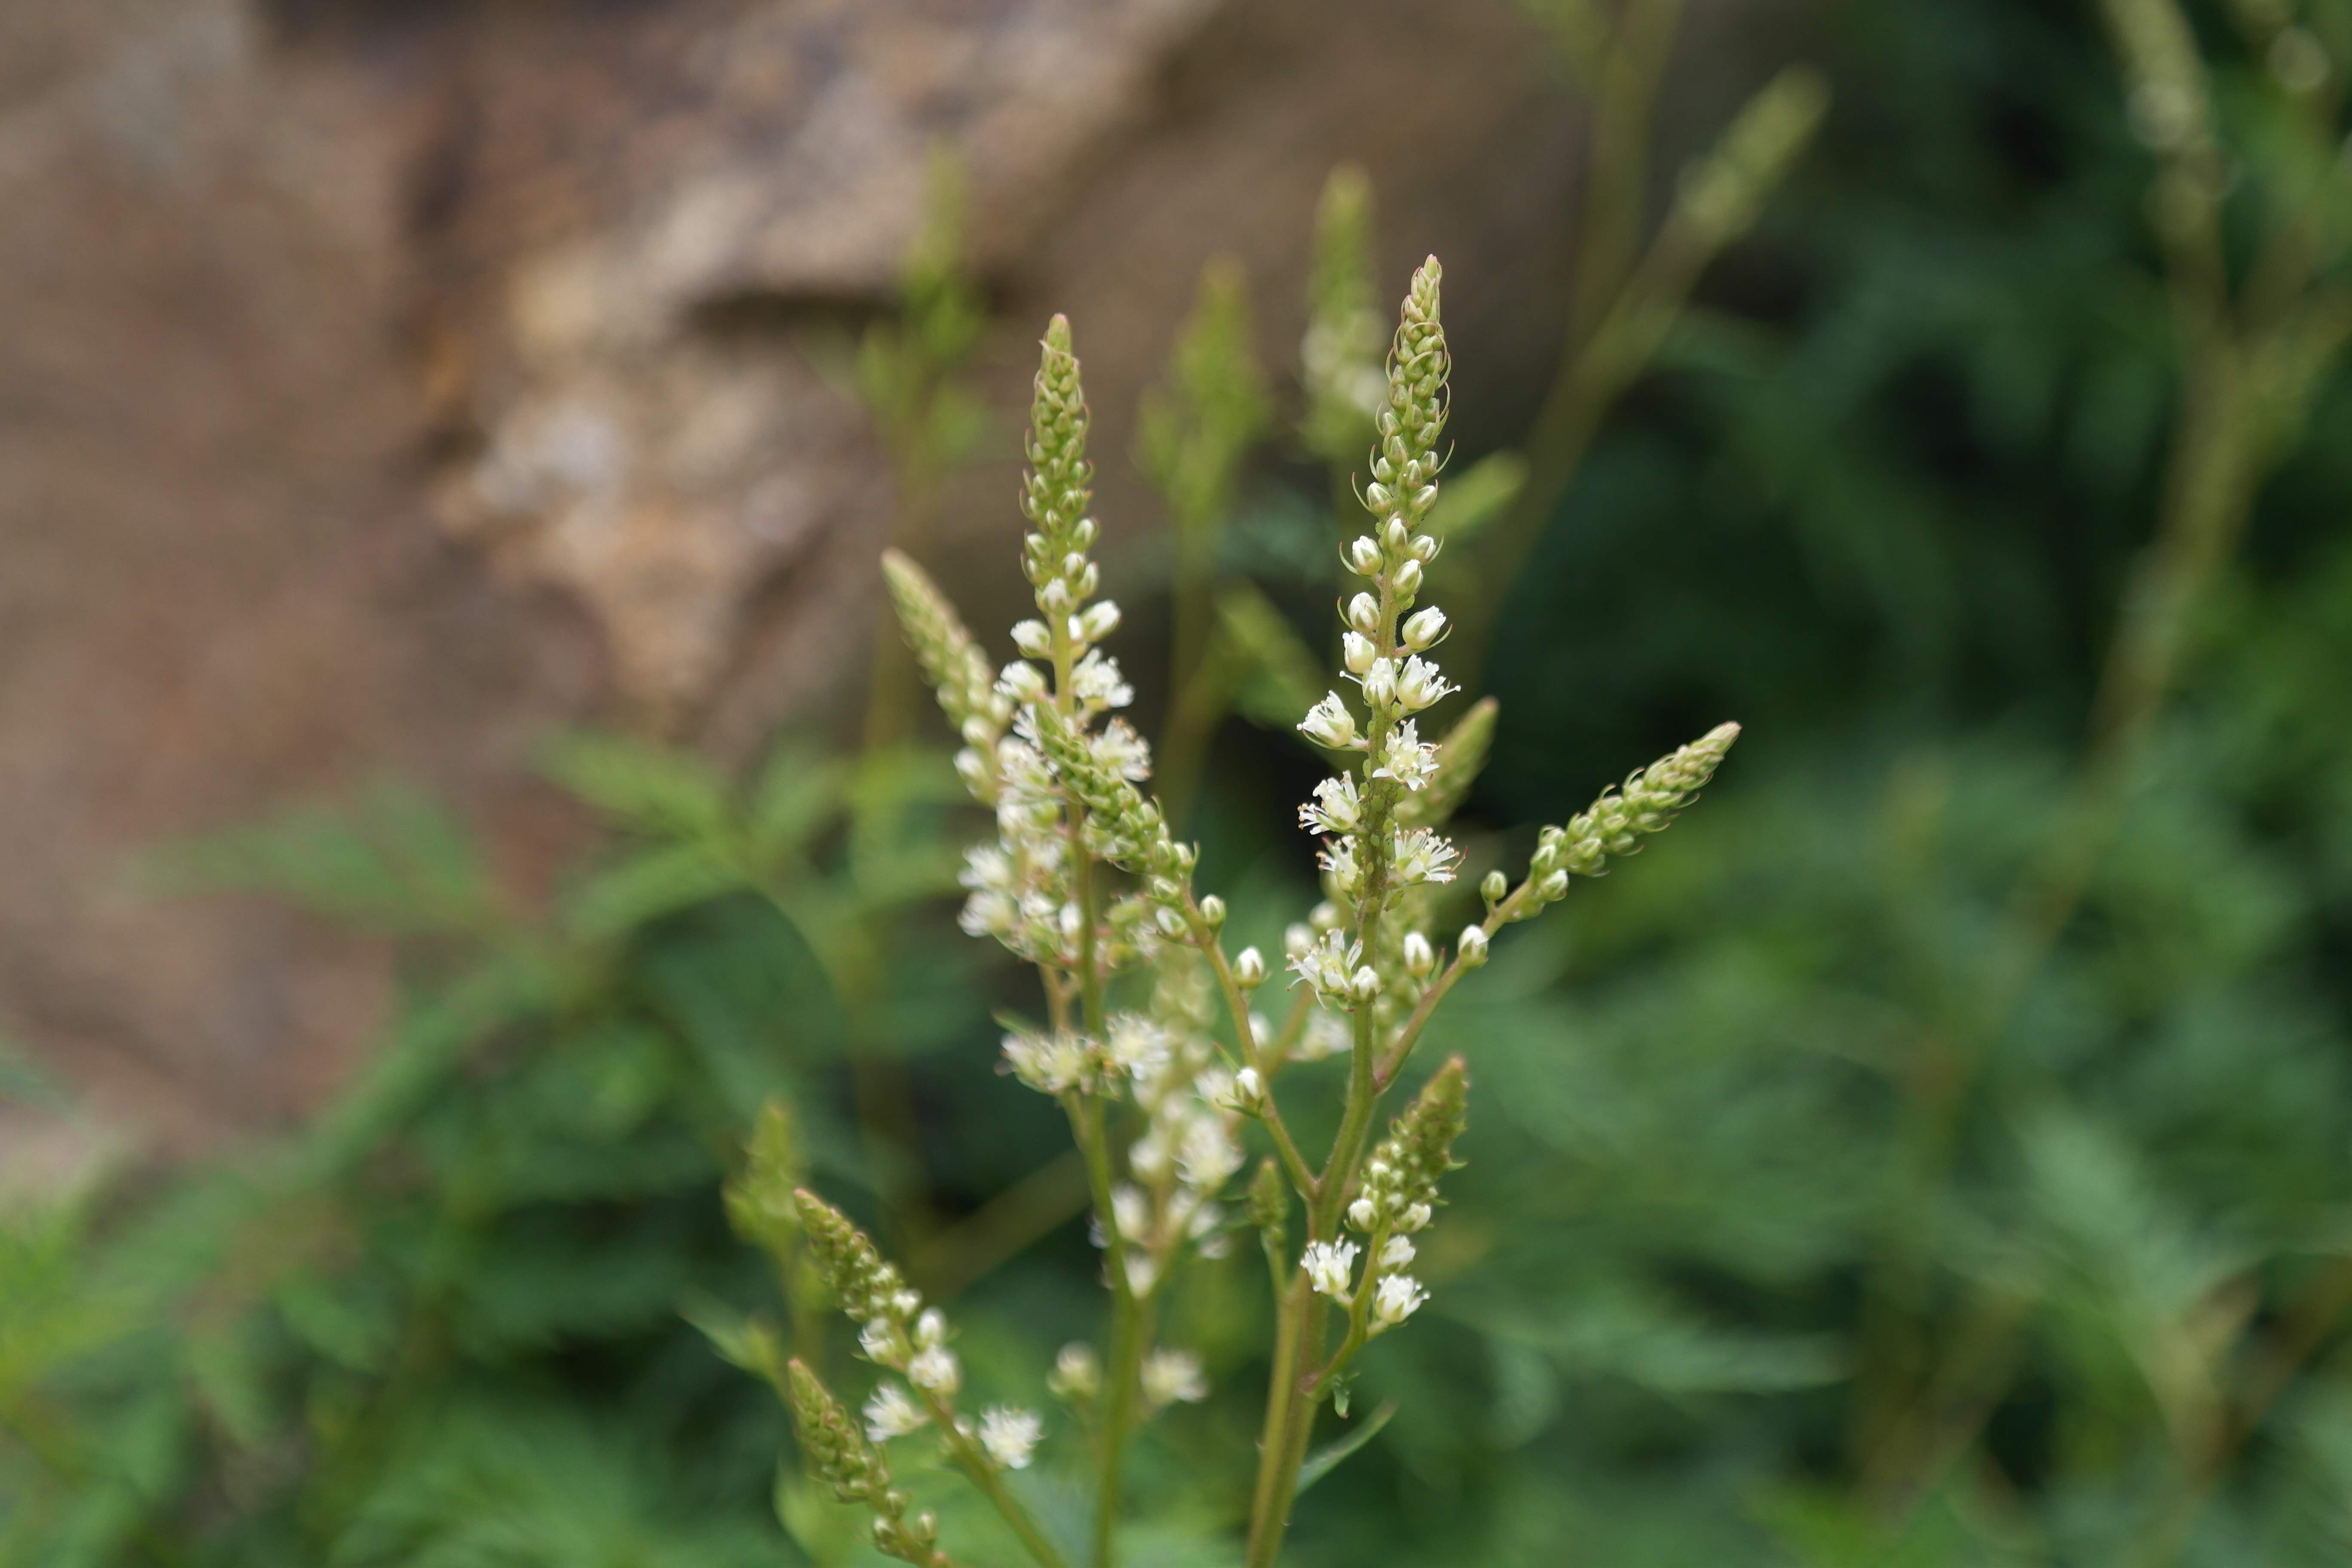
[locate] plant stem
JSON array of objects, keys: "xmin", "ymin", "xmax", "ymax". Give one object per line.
[{"xmin": 1092, "ymin": 1282, "xmax": 1155, "ymax": 1568}]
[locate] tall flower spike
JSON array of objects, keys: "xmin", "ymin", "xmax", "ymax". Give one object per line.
[
  {"xmin": 1515, "ymin": 722, "xmax": 1742, "ymax": 916},
  {"xmin": 1345, "ymin": 1055, "xmax": 1468, "ymax": 1235},
  {"xmin": 794, "ymin": 1190, "xmax": 921, "ymax": 1326},
  {"xmin": 1020, "ymin": 314, "xmax": 1096, "ymax": 607},
  {"xmin": 784, "ymin": 1360, "xmax": 949, "ymax": 1568}
]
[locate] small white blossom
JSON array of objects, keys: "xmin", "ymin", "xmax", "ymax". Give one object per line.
[
  {"xmin": 1402, "ymin": 931, "xmax": 1434, "ymax": 976},
  {"xmin": 1228, "ymin": 1066, "xmax": 1264, "ymax": 1110},
  {"xmin": 1077, "ymin": 599, "xmax": 1122, "ymax": 642},
  {"xmin": 1379, "ymin": 1235, "xmax": 1418, "ymax": 1271},
  {"xmin": 1049, "ymin": 1342, "xmax": 1101, "ymax": 1400},
  {"xmin": 1124, "ymin": 1250, "xmax": 1161, "ymax": 1295},
  {"xmin": 1011, "ymin": 619, "xmax": 1053, "ymax": 657},
  {"xmin": 1090, "ymin": 717, "xmax": 1151, "ymax": 781},
  {"xmin": 1141, "ymin": 1347, "xmax": 1210, "ymax": 1409},
  {"xmin": 1347, "ymin": 592, "xmax": 1382, "ymax": 634},
  {"xmin": 1341, "ymin": 631, "xmax": 1377, "ymax": 673},
  {"xmin": 1072, "ymin": 649, "xmax": 1135, "ymax": 713},
  {"xmin": 1348, "ymin": 1197, "xmax": 1377, "ymax": 1230},
  {"xmin": 1233, "ymin": 946, "xmax": 1267, "ymax": 987},
  {"xmin": 1177, "ymin": 1115, "xmax": 1242, "ymax": 1191},
  {"xmin": 1457, "ymin": 925, "xmax": 1490, "ymax": 966},
  {"xmin": 1394, "ymin": 656, "xmax": 1455, "ymax": 713},
  {"xmin": 1002, "ymin": 1030, "xmax": 1099, "ymax": 1094},
  {"xmin": 1348, "ymin": 965, "xmax": 1381, "ymax": 1001},
  {"xmin": 1299, "ymin": 774, "xmax": 1363, "ymax": 835},
  {"xmin": 1360, "ymin": 658, "xmax": 1397, "ymax": 709},
  {"xmin": 978, "ymin": 1405, "xmax": 1043, "ymax": 1470},
  {"xmin": 1401, "ymin": 606, "xmax": 1447, "ymax": 650},
  {"xmin": 1288, "ymin": 930, "xmax": 1360, "ymax": 1001},
  {"xmin": 1401, "ymin": 1201, "xmax": 1433, "ymax": 1232},
  {"xmin": 1390, "ymin": 827, "xmax": 1460, "ymax": 886},
  {"xmin": 864, "ymin": 1382, "xmax": 927, "ymax": 1443},
  {"xmin": 913, "ymin": 1308, "xmax": 948, "ymax": 1349},
  {"xmin": 1303, "ymin": 1240, "xmax": 1360, "ymax": 1298},
  {"xmin": 1391, "ymin": 558, "xmax": 1423, "ymax": 597},
  {"xmin": 1317, "ymin": 835, "xmax": 1363, "ymax": 896},
  {"xmin": 1106, "ymin": 1014, "xmax": 1170, "ymax": 1078},
  {"xmin": 1371, "ymin": 720, "xmax": 1439, "ymax": 790},
  {"xmin": 861, "ymin": 1318, "xmax": 908, "ymax": 1366},
  {"xmin": 908, "ymin": 1344, "xmax": 962, "ymax": 1393},
  {"xmin": 1371, "ymin": 1274, "xmax": 1429, "ymax": 1328},
  {"xmin": 1112, "ymin": 1183, "xmax": 1152, "ymax": 1243},
  {"xmin": 1348, "ymin": 536, "xmax": 1383, "ymax": 576},
  {"xmin": 1299, "ymin": 692, "xmax": 1359, "ymax": 750},
  {"xmin": 1283, "ymin": 922, "xmax": 1316, "ymax": 959}
]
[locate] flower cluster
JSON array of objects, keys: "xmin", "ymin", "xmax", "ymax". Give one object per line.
[
  {"xmin": 1333, "ymin": 1056, "xmax": 1468, "ymax": 1333},
  {"xmin": 1290, "ymin": 258, "xmax": 1461, "ymax": 1017},
  {"xmin": 1104, "ymin": 962, "xmax": 1246, "ymax": 1297},
  {"xmin": 1504, "ymin": 720, "xmax": 1742, "ymax": 922}
]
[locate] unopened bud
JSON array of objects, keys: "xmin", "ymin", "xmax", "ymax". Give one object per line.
[
  {"xmin": 1011, "ymin": 619, "xmax": 1052, "ymax": 657},
  {"xmin": 1410, "ymin": 533, "xmax": 1440, "ymax": 564},
  {"xmin": 1348, "ymin": 536, "xmax": 1384, "ymax": 576},
  {"xmin": 1284, "ymin": 922, "xmax": 1314, "ymax": 959},
  {"xmin": 1457, "ymin": 926, "xmax": 1490, "ymax": 967},
  {"xmin": 1391, "ymin": 559, "xmax": 1424, "ymax": 597},
  {"xmin": 1231, "ymin": 1067, "xmax": 1264, "ymax": 1108},
  {"xmin": 1402, "ymin": 931, "xmax": 1434, "ymax": 977},
  {"xmin": 1364, "ymin": 482, "xmax": 1394, "ymax": 510},
  {"xmin": 1412, "ymin": 484, "xmax": 1439, "ymax": 512},
  {"xmin": 1233, "ymin": 946, "xmax": 1267, "ymax": 987},
  {"xmin": 1538, "ymin": 869, "xmax": 1568, "ymax": 900},
  {"xmin": 1402, "ymin": 606, "xmax": 1447, "ymax": 650},
  {"xmin": 1342, "ymin": 631, "xmax": 1377, "ymax": 674},
  {"xmin": 1078, "ymin": 600, "xmax": 1122, "ymax": 641},
  {"xmin": 1480, "ymin": 869, "xmax": 1508, "ymax": 905},
  {"xmin": 1349, "ymin": 965, "xmax": 1381, "ymax": 1001},
  {"xmin": 1198, "ymin": 894, "xmax": 1227, "ymax": 928},
  {"xmin": 1381, "ymin": 515, "xmax": 1409, "ymax": 554},
  {"xmin": 1347, "ymin": 593, "xmax": 1382, "ymax": 635},
  {"xmin": 1001, "ymin": 663, "xmax": 1047, "ymax": 702}
]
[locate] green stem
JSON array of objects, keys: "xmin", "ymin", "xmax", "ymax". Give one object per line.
[
  {"xmin": 1092, "ymin": 1283, "xmax": 1155, "ymax": 1568},
  {"xmin": 920, "ymin": 1388, "xmax": 1071, "ymax": 1568}
]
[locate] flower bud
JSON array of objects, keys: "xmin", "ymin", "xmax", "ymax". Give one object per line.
[
  {"xmin": 1011, "ymin": 619, "xmax": 1052, "ymax": 657},
  {"xmin": 1457, "ymin": 925, "xmax": 1490, "ymax": 967},
  {"xmin": 1078, "ymin": 600, "xmax": 1122, "ymax": 641},
  {"xmin": 1361, "ymin": 658, "xmax": 1396, "ymax": 708},
  {"xmin": 1001, "ymin": 662, "xmax": 1047, "ymax": 702},
  {"xmin": 1348, "ymin": 1197, "xmax": 1377, "ymax": 1230},
  {"xmin": 1063, "ymin": 552, "xmax": 1088, "ymax": 580},
  {"xmin": 1074, "ymin": 561, "xmax": 1100, "ymax": 598},
  {"xmin": 1342, "ymin": 631, "xmax": 1377, "ymax": 674},
  {"xmin": 1157, "ymin": 906, "xmax": 1188, "ymax": 935},
  {"xmin": 1347, "ymin": 593, "xmax": 1382, "ymax": 635},
  {"xmin": 1048, "ymin": 1342, "xmax": 1101, "ymax": 1401},
  {"xmin": 1402, "ymin": 931, "xmax": 1434, "ymax": 976},
  {"xmin": 1402, "ymin": 606, "xmax": 1447, "ymax": 650},
  {"xmin": 1381, "ymin": 515, "xmax": 1410, "ymax": 554},
  {"xmin": 1348, "ymin": 536, "xmax": 1384, "ymax": 576},
  {"xmin": 1364, "ymin": 481, "xmax": 1393, "ymax": 510},
  {"xmin": 1391, "ymin": 559, "xmax": 1424, "ymax": 597},
  {"xmin": 1310, "ymin": 900, "xmax": 1344, "ymax": 931},
  {"xmin": 1349, "ymin": 965, "xmax": 1381, "ymax": 1001},
  {"xmin": 1283, "ymin": 922, "xmax": 1314, "ymax": 959},
  {"xmin": 1539, "ymin": 869, "xmax": 1568, "ymax": 900},
  {"xmin": 1233, "ymin": 946, "xmax": 1267, "ymax": 987},
  {"xmin": 1480, "ymin": 869, "xmax": 1508, "ymax": 905},
  {"xmin": 1198, "ymin": 894, "xmax": 1226, "ymax": 928},
  {"xmin": 1410, "ymin": 533, "xmax": 1440, "ymax": 563},
  {"xmin": 1413, "ymin": 484, "xmax": 1439, "ymax": 513},
  {"xmin": 1231, "ymin": 1067, "xmax": 1264, "ymax": 1109},
  {"xmin": 1072, "ymin": 517, "xmax": 1099, "ymax": 548},
  {"xmin": 1298, "ymin": 693, "xmax": 1358, "ymax": 750},
  {"xmin": 1039, "ymin": 578, "xmax": 1072, "ymax": 613}
]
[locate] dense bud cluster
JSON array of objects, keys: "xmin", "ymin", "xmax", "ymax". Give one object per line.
[
  {"xmin": 784, "ymin": 1360, "xmax": 948, "ymax": 1568},
  {"xmin": 1511, "ymin": 721, "xmax": 1741, "ymax": 919}
]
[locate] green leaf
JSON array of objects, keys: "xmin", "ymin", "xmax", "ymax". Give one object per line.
[{"xmin": 1295, "ymin": 1399, "xmax": 1395, "ymax": 1494}]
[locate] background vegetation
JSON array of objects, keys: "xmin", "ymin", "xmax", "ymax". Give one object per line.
[{"xmin": 9, "ymin": 0, "xmax": 2352, "ymax": 1564}]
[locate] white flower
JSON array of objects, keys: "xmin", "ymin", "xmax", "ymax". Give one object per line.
[
  {"xmin": 1090, "ymin": 717, "xmax": 1152, "ymax": 781},
  {"xmin": 1457, "ymin": 925, "xmax": 1490, "ymax": 966},
  {"xmin": 1348, "ymin": 1197, "xmax": 1377, "ymax": 1230},
  {"xmin": 1400, "ymin": 1201, "xmax": 1433, "ymax": 1232},
  {"xmin": 1341, "ymin": 631, "xmax": 1377, "ymax": 673},
  {"xmin": 1233, "ymin": 946, "xmax": 1267, "ymax": 987},
  {"xmin": 1072, "ymin": 650, "xmax": 1135, "ymax": 713},
  {"xmin": 1106, "ymin": 1014, "xmax": 1169, "ymax": 1077},
  {"xmin": 913, "ymin": 1308, "xmax": 948, "ymax": 1348},
  {"xmin": 1348, "ymin": 536, "xmax": 1383, "ymax": 576},
  {"xmin": 1295, "ymin": 1008, "xmax": 1351, "ymax": 1062},
  {"xmin": 1390, "ymin": 827, "xmax": 1460, "ymax": 886},
  {"xmin": 1360, "ymin": 658, "xmax": 1397, "ymax": 709},
  {"xmin": 1112, "ymin": 1183, "xmax": 1152, "ymax": 1243},
  {"xmin": 908, "ymin": 1344, "xmax": 962, "ymax": 1393},
  {"xmin": 1229, "ymin": 1066, "xmax": 1264, "ymax": 1110},
  {"xmin": 1002, "ymin": 1029, "xmax": 1098, "ymax": 1094},
  {"xmin": 1124, "ymin": 1250, "xmax": 1161, "ymax": 1295},
  {"xmin": 1299, "ymin": 775, "xmax": 1363, "ymax": 835},
  {"xmin": 1298, "ymin": 692, "xmax": 1358, "ymax": 750},
  {"xmin": 1401, "ymin": 606, "xmax": 1447, "ymax": 650},
  {"xmin": 1048, "ymin": 1342, "xmax": 1101, "ymax": 1400},
  {"xmin": 1303, "ymin": 1240, "xmax": 1360, "ymax": 1298},
  {"xmin": 1394, "ymin": 656, "xmax": 1454, "ymax": 713},
  {"xmin": 1178, "ymin": 1115, "xmax": 1241, "ymax": 1192},
  {"xmin": 1348, "ymin": 965, "xmax": 1381, "ymax": 1001},
  {"xmin": 1391, "ymin": 558, "xmax": 1423, "ymax": 597},
  {"xmin": 1378, "ymin": 1235, "xmax": 1417, "ymax": 1271},
  {"xmin": 1371, "ymin": 1274, "xmax": 1428, "ymax": 1328},
  {"xmin": 1371, "ymin": 720, "xmax": 1439, "ymax": 790},
  {"xmin": 1011, "ymin": 618, "xmax": 1053, "ymax": 658},
  {"xmin": 978, "ymin": 1405, "xmax": 1043, "ymax": 1470},
  {"xmin": 1288, "ymin": 930, "xmax": 1360, "ymax": 1001},
  {"xmin": 1141, "ymin": 1347, "xmax": 1209, "ymax": 1409},
  {"xmin": 1317, "ymin": 835, "xmax": 1363, "ymax": 896},
  {"xmin": 1077, "ymin": 599, "xmax": 1122, "ymax": 642},
  {"xmin": 998, "ymin": 661, "xmax": 1048, "ymax": 703},
  {"xmin": 864, "ymin": 1382, "xmax": 927, "ymax": 1443},
  {"xmin": 861, "ymin": 1318, "xmax": 908, "ymax": 1366},
  {"xmin": 1346, "ymin": 592, "xmax": 1382, "ymax": 634},
  {"xmin": 1402, "ymin": 931, "xmax": 1434, "ymax": 976}
]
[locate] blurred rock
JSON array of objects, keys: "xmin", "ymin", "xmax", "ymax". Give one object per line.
[{"xmin": 0, "ymin": 0, "xmax": 1784, "ymax": 1143}]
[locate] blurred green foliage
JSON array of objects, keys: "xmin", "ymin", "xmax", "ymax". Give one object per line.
[{"xmin": 8, "ymin": 0, "xmax": 2352, "ymax": 1564}]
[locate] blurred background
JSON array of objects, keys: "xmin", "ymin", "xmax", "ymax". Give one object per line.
[{"xmin": 6, "ymin": 0, "xmax": 2352, "ymax": 1564}]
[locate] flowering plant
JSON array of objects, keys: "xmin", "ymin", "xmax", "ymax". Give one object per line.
[{"xmin": 736, "ymin": 258, "xmax": 1736, "ymax": 1568}]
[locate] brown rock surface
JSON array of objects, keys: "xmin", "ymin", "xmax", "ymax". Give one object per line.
[{"xmin": 0, "ymin": 0, "xmax": 1782, "ymax": 1147}]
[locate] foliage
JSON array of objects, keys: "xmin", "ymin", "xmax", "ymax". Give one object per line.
[{"xmin": 7, "ymin": 1, "xmax": 2352, "ymax": 1565}]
